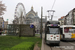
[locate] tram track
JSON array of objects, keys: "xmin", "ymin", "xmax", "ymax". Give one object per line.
[
  {"xmin": 42, "ymin": 36, "xmax": 75, "ymax": 50},
  {"xmin": 50, "ymin": 45, "xmax": 62, "ymax": 50},
  {"xmin": 59, "ymin": 47, "xmax": 63, "ymax": 50},
  {"xmin": 42, "ymin": 34, "xmax": 63, "ymax": 50},
  {"xmin": 43, "ymin": 39, "xmax": 62, "ymax": 50},
  {"xmin": 50, "ymin": 47, "xmax": 52, "ymax": 50},
  {"xmin": 44, "ymin": 40, "xmax": 63, "ymax": 50},
  {"xmin": 43, "ymin": 41, "xmax": 75, "ymax": 50}
]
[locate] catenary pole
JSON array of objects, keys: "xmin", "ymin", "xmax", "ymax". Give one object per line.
[{"xmin": 40, "ymin": 7, "xmax": 43, "ymax": 39}]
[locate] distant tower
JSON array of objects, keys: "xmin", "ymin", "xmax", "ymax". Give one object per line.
[{"xmin": 31, "ymin": 6, "xmax": 33, "ymax": 11}]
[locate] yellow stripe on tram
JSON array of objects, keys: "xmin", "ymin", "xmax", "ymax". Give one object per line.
[{"xmin": 71, "ymin": 33, "xmax": 75, "ymax": 38}]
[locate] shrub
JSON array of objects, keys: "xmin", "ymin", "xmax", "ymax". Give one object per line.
[{"xmin": 5, "ymin": 42, "xmax": 34, "ymax": 50}]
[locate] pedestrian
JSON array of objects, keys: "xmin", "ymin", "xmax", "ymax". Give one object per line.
[
  {"xmin": 37, "ymin": 30, "xmax": 38, "ymax": 33},
  {"xmin": 0, "ymin": 32, "xmax": 1, "ymax": 35}
]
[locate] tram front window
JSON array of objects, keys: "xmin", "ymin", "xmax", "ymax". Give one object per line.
[{"xmin": 49, "ymin": 28, "xmax": 59, "ymax": 34}]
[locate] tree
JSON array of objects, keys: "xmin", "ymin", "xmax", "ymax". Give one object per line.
[{"xmin": 0, "ymin": 1, "xmax": 6, "ymax": 16}]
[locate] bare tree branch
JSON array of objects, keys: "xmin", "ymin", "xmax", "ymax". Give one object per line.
[{"xmin": 0, "ymin": 1, "xmax": 6, "ymax": 16}]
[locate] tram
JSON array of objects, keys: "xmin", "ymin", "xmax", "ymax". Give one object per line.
[
  {"xmin": 60, "ymin": 25, "xmax": 75, "ymax": 41},
  {"xmin": 45, "ymin": 21, "xmax": 60, "ymax": 45}
]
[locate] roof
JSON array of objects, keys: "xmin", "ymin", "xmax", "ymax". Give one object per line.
[
  {"xmin": 61, "ymin": 16, "xmax": 65, "ymax": 19},
  {"xmin": 58, "ymin": 18, "xmax": 61, "ymax": 20},
  {"xmin": 58, "ymin": 16, "xmax": 65, "ymax": 20},
  {"xmin": 26, "ymin": 7, "xmax": 37, "ymax": 17},
  {"xmin": 60, "ymin": 25, "xmax": 75, "ymax": 28}
]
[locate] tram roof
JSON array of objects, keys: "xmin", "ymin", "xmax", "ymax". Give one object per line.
[
  {"xmin": 60, "ymin": 25, "xmax": 75, "ymax": 28},
  {"xmin": 46, "ymin": 21, "xmax": 60, "ymax": 24}
]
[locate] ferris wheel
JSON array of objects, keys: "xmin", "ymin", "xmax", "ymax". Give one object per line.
[{"xmin": 14, "ymin": 3, "xmax": 26, "ymax": 24}]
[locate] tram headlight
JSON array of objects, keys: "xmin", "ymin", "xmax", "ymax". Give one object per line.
[
  {"xmin": 57, "ymin": 38, "xmax": 59, "ymax": 40},
  {"xmin": 56, "ymin": 35, "xmax": 59, "ymax": 37},
  {"xmin": 51, "ymin": 35, "xmax": 53, "ymax": 37}
]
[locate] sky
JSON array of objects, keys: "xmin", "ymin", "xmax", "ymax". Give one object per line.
[{"xmin": 1, "ymin": 0, "xmax": 75, "ymax": 23}]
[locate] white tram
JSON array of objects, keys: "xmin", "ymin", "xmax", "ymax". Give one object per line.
[
  {"xmin": 45, "ymin": 21, "xmax": 60, "ymax": 45},
  {"xmin": 60, "ymin": 25, "xmax": 75, "ymax": 41}
]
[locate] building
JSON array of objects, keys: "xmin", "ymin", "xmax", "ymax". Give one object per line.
[
  {"xmin": 13, "ymin": 6, "xmax": 47, "ymax": 33},
  {"xmin": 40, "ymin": 17, "xmax": 47, "ymax": 33},
  {"xmin": 65, "ymin": 8, "xmax": 75, "ymax": 25},
  {"xmin": 58, "ymin": 16, "xmax": 65, "ymax": 25},
  {"xmin": 4, "ymin": 21, "xmax": 8, "ymax": 29},
  {"xmin": 0, "ymin": 17, "xmax": 4, "ymax": 28},
  {"xmin": 25, "ymin": 6, "xmax": 40, "ymax": 32},
  {"xmin": 26, "ymin": 7, "xmax": 47, "ymax": 33},
  {"xmin": 58, "ymin": 8, "xmax": 75, "ymax": 25},
  {"xmin": 0, "ymin": 17, "xmax": 8, "ymax": 29},
  {"xmin": 25, "ymin": 6, "xmax": 39, "ymax": 24}
]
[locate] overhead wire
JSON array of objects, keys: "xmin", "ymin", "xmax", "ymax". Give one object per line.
[
  {"xmin": 48, "ymin": 0, "xmax": 56, "ymax": 20},
  {"xmin": 51, "ymin": 0, "xmax": 56, "ymax": 10}
]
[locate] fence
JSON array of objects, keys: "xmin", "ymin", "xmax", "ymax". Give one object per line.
[{"xmin": 7, "ymin": 24, "xmax": 35, "ymax": 36}]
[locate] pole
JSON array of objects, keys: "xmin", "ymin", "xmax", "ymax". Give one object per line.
[{"xmin": 40, "ymin": 7, "xmax": 43, "ymax": 39}]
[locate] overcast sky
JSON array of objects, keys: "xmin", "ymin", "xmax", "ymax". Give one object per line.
[{"xmin": 1, "ymin": 0, "xmax": 75, "ymax": 23}]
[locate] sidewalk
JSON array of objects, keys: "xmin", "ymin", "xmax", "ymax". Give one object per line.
[{"xmin": 41, "ymin": 38, "xmax": 44, "ymax": 50}]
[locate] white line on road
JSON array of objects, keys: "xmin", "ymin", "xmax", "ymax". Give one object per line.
[{"xmin": 69, "ymin": 42, "xmax": 75, "ymax": 45}]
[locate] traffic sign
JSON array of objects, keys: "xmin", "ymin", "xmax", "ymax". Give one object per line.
[{"xmin": 30, "ymin": 25, "xmax": 34, "ymax": 28}]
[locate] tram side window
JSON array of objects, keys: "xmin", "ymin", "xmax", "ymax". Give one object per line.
[
  {"xmin": 64, "ymin": 27, "xmax": 75, "ymax": 33},
  {"xmin": 47, "ymin": 27, "xmax": 49, "ymax": 34},
  {"xmin": 45, "ymin": 27, "xmax": 49, "ymax": 34},
  {"xmin": 64, "ymin": 28, "xmax": 69, "ymax": 33}
]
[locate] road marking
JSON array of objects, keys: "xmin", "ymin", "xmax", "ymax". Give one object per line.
[{"xmin": 69, "ymin": 42, "xmax": 75, "ymax": 45}]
